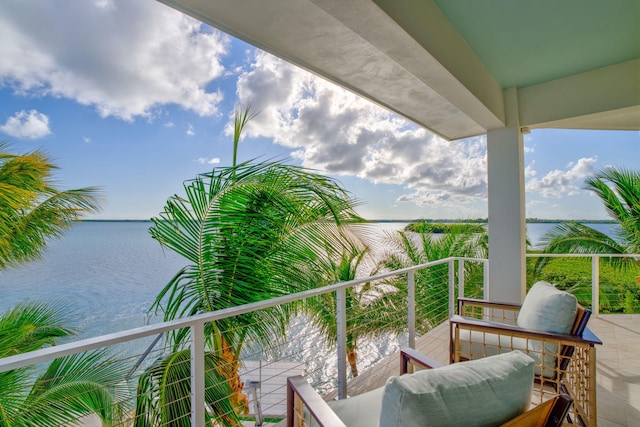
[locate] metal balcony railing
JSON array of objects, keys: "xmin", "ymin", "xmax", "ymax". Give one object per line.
[
  {"xmin": 0, "ymin": 253, "xmax": 637, "ymax": 426},
  {"xmin": 526, "ymin": 253, "xmax": 640, "ymax": 316},
  {"xmin": 0, "ymin": 257, "xmax": 487, "ymax": 426}
]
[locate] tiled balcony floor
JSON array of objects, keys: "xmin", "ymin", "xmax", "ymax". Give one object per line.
[
  {"xmin": 588, "ymin": 314, "xmax": 640, "ymax": 427},
  {"xmin": 341, "ymin": 314, "xmax": 639, "ymax": 427}
]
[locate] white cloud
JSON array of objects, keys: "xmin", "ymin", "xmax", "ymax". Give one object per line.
[
  {"xmin": 234, "ymin": 52, "xmax": 488, "ymax": 209},
  {"xmin": 526, "ymin": 157, "xmax": 597, "ymax": 198},
  {"xmin": 186, "ymin": 124, "xmax": 195, "ymax": 136},
  {"xmin": 0, "ymin": 109, "xmax": 51, "ymax": 139},
  {"xmin": 525, "ymin": 161, "xmax": 537, "ymax": 178},
  {"xmin": 83, "ymin": 136, "xmax": 91, "ymax": 143},
  {"xmin": 0, "ymin": 1, "xmax": 229, "ymax": 121},
  {"xmin": 197, "ymin": 157, "xmax": 221, "ymax": 165},
  {"xmin": 164, "ymin": 121, "xmax": 175, "ymax": 128}
]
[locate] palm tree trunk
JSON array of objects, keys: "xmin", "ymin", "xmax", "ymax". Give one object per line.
[
  {"xmin": 219, "ymin": 339, "xmax": 249, "ymax": 417},
  {"xmin": 347, "ymin": 346, "xmax": 358, "ymax": 377}
]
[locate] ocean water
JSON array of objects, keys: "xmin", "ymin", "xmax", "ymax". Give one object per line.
[
  {"xmin": 0, "ymin": 221, "xmax": 411, "ymax": 342},
  {"xmin": 0, "ymin": 221, "xmax": 185, "ymax": 341},
  {"xmin": 0, "ymin": 221, "xmax": 617, "ymax": 342}
]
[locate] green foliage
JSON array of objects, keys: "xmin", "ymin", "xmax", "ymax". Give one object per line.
[
  {"xmin": 405, "ymin": 221, "xmax": 485, "ymax": 234},
  {"xmin": 0, "ymin": 301, "xmax": 74, "ymax": 358},
  {"xmin": 149, "ymin": 160, "xmax": 362, "ymax": 351},
  {"xmin": 134, "ymin": 350, "xmax": 238, "ymax": 427},
  {"xmin": 294, "ymin": 230, "xmax": 405, "ymax": 377},
  {"xmin": 377, "ymin": 227, "xmax": 488, "ymax": 330},
  {"xmin": 0, "ymin": 144, "xmax": 116, "ymax": 426},
  {"xmin": 0, "ymin": 302, "xmax": 128, "ymax": 426},
  {"xmin": 534, "ymin": 167, "xmax": 640, "ymax": 312},
  {"xmin": 146, "ymin": 109, "xmax": 363, "ymax": 421},
  {"xmin": 0, "ymin": 142, "xmax": 102, "ymax": 269},
  {"xmin": 527, "ymin": 255, "xmax": 640, "ymax": 313},
  {"xmin": 538, "ymin": 167, "xmax": 640, "ymax": 272}
]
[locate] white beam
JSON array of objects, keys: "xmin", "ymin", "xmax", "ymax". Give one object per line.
[
  {"xmin": 487, "ymin": 88, "xmax": 526, "ymax": 304},
  {"xmin": 519, "ymin": 59, "xmax": 640, "ymax": 130},
  {"xmin": 369, "ymin": 0, "xmax": 505, "ymax": 134}
]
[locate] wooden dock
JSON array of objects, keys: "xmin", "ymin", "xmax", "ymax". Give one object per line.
[{"xmin": 240, "ymin": 360, "xmax": 306, "ymax": 419}]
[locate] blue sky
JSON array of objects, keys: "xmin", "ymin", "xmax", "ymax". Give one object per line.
[{"xmin": 0, "ymin": 1, "xmax": 638, "ymax": 221}]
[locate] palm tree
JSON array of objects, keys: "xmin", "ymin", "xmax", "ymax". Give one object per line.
[
  {"xmin": 0, "ymin": 302, "xmax": 128, "ymax": 426},
  {"xmin": 0, "ymin": 143, "xmax": 122, "ymax": 425},
  {"xmin": 134, "ymin": 350, "xmax": 237, "ymax": 427},
  {"xmin": 143, "ymin": 161, "xmax": 361, "ymax": 422},
  {"xmin": 140, "ymin": 110, "xmax": 363, "ymax": 423},
  {"xmin": 540, "ymin": 167, "xmax": 640, "ymax": 257},
  {"xmin": 536, "ymin": 167, "xmax": 640, "ymax": 311},
  {"xmin": 377, "ymin": 227, "xmax": 488, "ymax": 330},
  {"xmin": 0, "ymin": 142, "xmax": 102, "ymax": 269},
  {"xmin": 295, "ymin": 230, "xmax": 403, "ymax": 378}
]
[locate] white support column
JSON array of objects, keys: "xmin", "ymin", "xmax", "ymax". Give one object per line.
[{"xmin": 487, "ymin": 87, "xmax": 526, "ymax": 304}]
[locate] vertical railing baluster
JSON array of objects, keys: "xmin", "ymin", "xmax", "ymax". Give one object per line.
[
  {"xmin": 457, "ymin": 259, "xmax": 465, "ymax": 300},
  {"xmin": 483, "ymin": 259, "xmax": 489, "ymax": 300},
  {"xmin": 408, "ymin": 270, "xmax": 415, "ymax": 349},
  {"xmin": 336, "ymin": 288, "xmax": 347, "ymax": 399},
  {"xmin": 191, "ymin": 322, "xmax": 205, "ymax": 427},
  {"xmin": 448, "ymin": 259, "xmax": 455, "ymax": 318},
  {"xmin": 592, "ymin": 256, "xmax": 600, "ymax": 316}
]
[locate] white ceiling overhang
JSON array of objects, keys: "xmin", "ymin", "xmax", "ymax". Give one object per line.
[{"xmin": 159, "ymin": 0, "xmax": 640, "ymax": 141}]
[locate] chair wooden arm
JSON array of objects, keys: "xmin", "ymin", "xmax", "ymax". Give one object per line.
[
  {"xmin": 287, "ymin": 376, "xmax": 345, "ymax": 427},
  {"xmin": 501, "ymin": 394, "xmax": 573, "ymax": 427},
  {"xmin": 458, "ymin": 297, "xmax": 522, "ymax": 311},
  {"xmin": 581, "ymin": 326, "xmax": 603, "ymax": 345},
  {"xmin": 400, "ymin": 348, "xmax": 443, "ymax": 374},
  {"xmin": 450, "ymin": 316, "xmax": 601, "ymax": 345}
]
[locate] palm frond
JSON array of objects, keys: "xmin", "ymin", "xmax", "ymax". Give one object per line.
[
  {"xmin": 377, "ymin": 226, "xmax": 488, "ymax": 329},
  {"xmin": 0, "ymin": 143, "xmax": 102, "ymax": 269},
  {"xmin": 0, "ymin": 301, "xmax": 75, "ymax": 358},
  {"xmin": 536, "ymin": 222, "xmax": 632, "ymax": 273},
  {"xmin": 0, "ymin": 303, "xmax": 128, "ymax": 427},
  {"xmin": 134, "ymin": 350, "xmax": 238, "ymax": 427}
]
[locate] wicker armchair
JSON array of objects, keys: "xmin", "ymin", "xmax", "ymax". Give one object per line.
[
  {"xmin": 450, "ymin": 282, "xmax": 602, "ymax": 426},
  {"xmin": 287, "ymin": 348, "xmax": 573, "ymax": 427}
]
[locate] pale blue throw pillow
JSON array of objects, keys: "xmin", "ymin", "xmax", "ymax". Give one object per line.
[
  {"xmin": 517, "ymin": 281, "xmax": 577, "ymax": 333},
  {"xmin": 379, "ymin": 351, "xmax": 534, "ymax": 427}
]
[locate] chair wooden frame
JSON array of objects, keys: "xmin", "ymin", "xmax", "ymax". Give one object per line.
[
  {"xmin": 450, "ymin": 298, "xmax": 601, "ymax": 427},
  {"xmin": 286, "ymin": 348, "xmax": 572, "ymax": 427}
]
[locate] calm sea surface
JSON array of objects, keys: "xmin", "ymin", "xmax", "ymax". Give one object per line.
[{"xmin": 0, "ymin": 221, "xmax": 617, "ymax": 342}]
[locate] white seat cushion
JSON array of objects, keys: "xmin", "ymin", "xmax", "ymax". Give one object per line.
[{"xmin": 328, "ymin": 386, "xmax": 385, "ymax": 427}]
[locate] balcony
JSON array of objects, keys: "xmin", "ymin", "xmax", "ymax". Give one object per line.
[{"xmin": 0, "ymin": 254, "xmax": 637, "ymax": 426}]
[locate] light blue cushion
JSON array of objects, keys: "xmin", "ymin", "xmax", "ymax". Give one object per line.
[
  {"xmin": 328, "ymin": 386, "xmax": 384, "ymax": 427},
  {"xmin": 379, "ymin": 351, "xmax": 534, "ymax": 427},
  {"xmin": 517, "ymin": 281, "xmax": 577, "ymax": 334}
]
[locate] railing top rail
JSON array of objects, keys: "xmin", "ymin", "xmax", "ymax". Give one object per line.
[
  {"xmin": 1, "ymin": 256, "xmax": 486, "ymax": 372},
  {"xmin": 526, "ymin": 253, "xmax": 640, "ymax": 258}
]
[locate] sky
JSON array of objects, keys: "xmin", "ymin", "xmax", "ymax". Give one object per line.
[{"xmin": 0, "ymin": 1, "xmax": 638, "ymax": 221}]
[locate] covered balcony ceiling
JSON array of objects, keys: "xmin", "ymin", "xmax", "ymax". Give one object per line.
[{"xmin": 160, "ymin": 0, "xmax": 640, "ymax": 141}]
